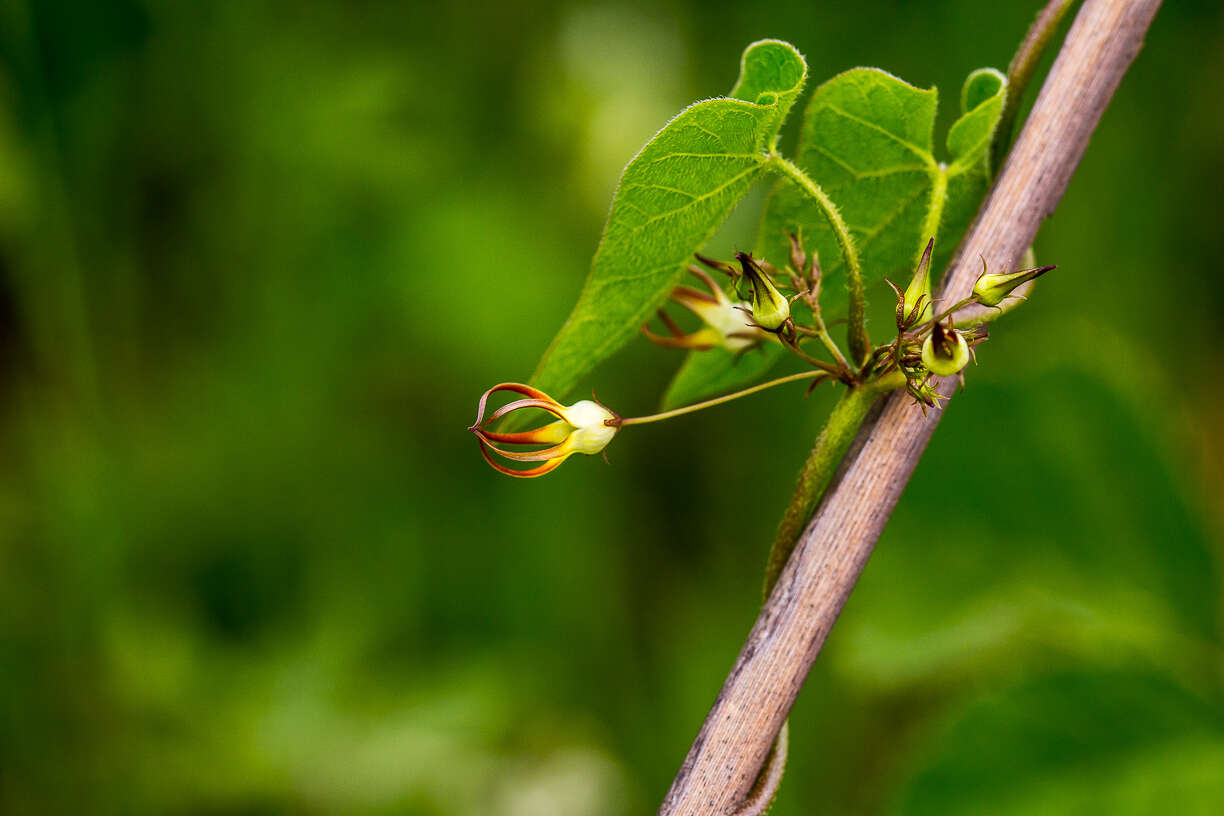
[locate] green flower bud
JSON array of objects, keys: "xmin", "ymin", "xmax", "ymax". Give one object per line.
[
  {"xmin": 921, "ymin": 320, "xmax": 971, "ymax": 376},
  {"xmin": 973, "ymin": 260, "xmax": 1057, "ymax": 307},
  {"xmin": 903, "ymin": 238, "xmax": 935, "ymax": 324},
  {"xmin": 735, "ymin": 252, "xmax": 790, "ymax": 331}
]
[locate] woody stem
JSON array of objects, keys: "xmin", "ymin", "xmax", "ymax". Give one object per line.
[{"xmin": 762, "ymin": 370, "xmax": 904, "ymax": 596}]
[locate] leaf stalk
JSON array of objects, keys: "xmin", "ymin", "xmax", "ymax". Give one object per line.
[{"xmin": 768, "ymin": 154, "xmax": 871, "ymax": 366}]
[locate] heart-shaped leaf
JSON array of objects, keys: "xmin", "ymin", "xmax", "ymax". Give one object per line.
[
  {"xmin": 763, "ymin": 66, "xmax": 1006, "ymax": 308},
  {"xmin": 527, "ymin": 40, "xmax": 807, "ymax": 399}
]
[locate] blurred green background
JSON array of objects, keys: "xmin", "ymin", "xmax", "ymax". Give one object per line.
[{"xmin": 1, "ymin": 0, "xmax": 1221, "ymax": 813}]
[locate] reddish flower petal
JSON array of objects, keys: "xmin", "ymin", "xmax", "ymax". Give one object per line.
[
  {"xmin": 471, "ymin": 382, "xmax": 563, "ymax": 427},
  {"xmin": 476, "ymin": 419, "xmax": 572, "ymax": 445},
  {"xmin": 475, "ymin": 439, "xmax": 570, "ymax": 478},
  {"xmin": 475, "ymin": 435, "xmax": 571, "ymax": 463}
]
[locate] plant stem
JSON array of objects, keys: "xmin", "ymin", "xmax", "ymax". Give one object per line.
[
  {"xmin": 659, "ymin": 2, "xmax": 1161, "ymax": 811},
  {"xmin": 813, "ymin": 328, "xmax": 852, "ymax": 375},
  {"xmin": 795, "ymin": 302, "xmax": 854, "ymax": 376},
  {"xmin": 778, "ymin": 334, "xmax": 846, "ymax": 380},
  {"xmin": 790, "ymin": 268, "xmax": 855, "ymax": 376},
  {"xmin": 904, "ymin": 296, "xmax": 978, "ymax": 340},
  {"xmin": 991, "ymin": 0, "xmax": 1079, "ymax": 172},
  {"xmin": 612, "ymin": 370, "xmax": 827, "ymax": 427},
  {"xmin": 763, "ymin": 371, "xmax": 904, "ymax": 597},
  {"xmin": 768, "ymin": 154, "xmax": 871, "ymax": 366}
]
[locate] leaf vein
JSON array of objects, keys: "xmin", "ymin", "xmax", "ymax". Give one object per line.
[
  {"xmin": 623, "ymin": 182, "xmax": 699, "ymax": 201},
  {"xmin": 642, "ymin": 151, "xmax": 764, "ymax": 166},
  {"xmin": 809, "ymin": 144, "xmax": 930, "ymax": 182},
  {"xmin": 856, "ymin": 182, "xmax": 930, "ymax": 242},
  {"xmin": 622, "ymin": 165, "xmax": 763, "ymax": 232},
  {"xmin": 816, "ymin": 103, "xmax": 934, "ymax": 164}
]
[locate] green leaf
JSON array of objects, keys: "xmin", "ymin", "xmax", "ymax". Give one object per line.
[
  {"xmin": 759, "ymin": 68, "xmax": 937, "ymax": 323},
  {"xmin": 527, "ymin": 40, "xmax": 807, "ymax": 400},
  {"xmin": 942, "ymin": 67, "xmax": 1006, "ymax": 263},
  {"xmin": 761, "ymin": 66, "xmax": 1005, "ymax": 321},
  {"xmin": 663, "ymin": 67, "xmax": 1006, "ymax": 405},
  {"xmin": 961, "ymin": 67, "xmax": 1004, "ymax": 113}
]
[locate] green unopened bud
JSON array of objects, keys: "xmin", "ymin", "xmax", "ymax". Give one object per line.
[
  {"xmin": 973, "ymin": 259, "xmax": 1057, "ymax": 307},
  {"xmin": 903, "ymin": 238, "xmax": 935, "ymax": 324},
  {"xmin": 921, "ymin": 319, "xmax": 970, "ymax": 376},
  {"xmin": 735, "ymin": 252, "xmax": 790, "ymax": 331}
]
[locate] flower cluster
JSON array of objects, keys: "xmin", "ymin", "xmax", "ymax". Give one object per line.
[
  {"xmin": 872, "ymin": 242, "xmax": 1054, "ymax": 409},
  {"xmin": 470, "ymin": 235, "xmax": 1057, "ymax": 475}
]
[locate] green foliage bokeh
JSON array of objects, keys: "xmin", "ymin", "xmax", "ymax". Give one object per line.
[{"xmin": 0, "ymin": 1, "xmax": 1221, "ymax": 814}]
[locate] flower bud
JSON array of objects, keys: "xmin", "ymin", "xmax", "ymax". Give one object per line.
[
  {"xmin": 560, "ymin": 399, "xmax": 619, "ymax": 454},
  {"xmin": 469, "ymin": 384, "xmax": 619, "ymax": 478},
  {"xmin": 788, "ymin": 232, "xmax": 807, "ymax": 274},
  {"xmin": 973, "ymin": 260, "xmax": 1057, "ymax": 307},
  {"xmin": 903, "ymin": 238, "xmax": 935, "ymax": 324},
  {"xmin": 643, "ymin": 266, "xmax": 768, "ymax": 352},
  {"xmin": 735, "ymin": 252, "xmax": 790, "ymax": 331},
  {"xmin": 921, "ymin": 320, "xmax": 970, "ymax": 376}
]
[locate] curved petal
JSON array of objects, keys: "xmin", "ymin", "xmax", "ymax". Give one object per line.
[
  {"xmin": 482, "ymin": 397, "xmax": 568, "ymax": 427},
  {"xmin": 475, "ymin": 435, "xmax": 573, "ymax": 463},
  {"xmin": 642, "ymin": 324, "xmax": 717, "ymax": 350},
  {"xmin": 471, "ymin": 382, "xmax": 563, "ymax": 427},
  {"xmin": 476, "ymin": 439, "xmax": 571, "ymax": 478},
  {"xmin": 476, "ymin": 419, "xmax": 572, "ymax": 445},
  {"xmin": 685, "ymin": 264, "xmax": 729, "ymax": 303},
  {"xmin": 671, "ymin": 285, "xmax": 718, "ymax": 306}
]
